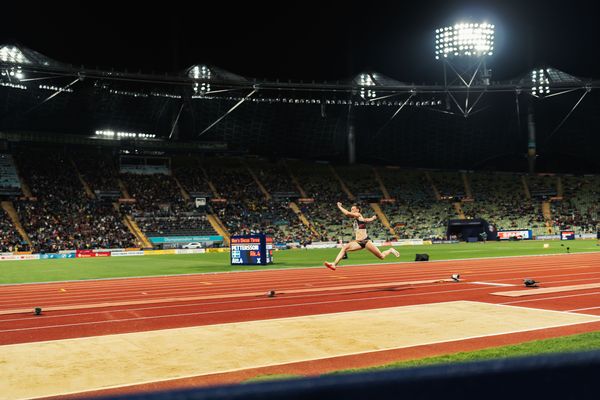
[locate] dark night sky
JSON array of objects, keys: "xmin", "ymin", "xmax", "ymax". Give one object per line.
[{"xmin": 1, "ymin": 0, "xmax": 597, "ymax": 83}]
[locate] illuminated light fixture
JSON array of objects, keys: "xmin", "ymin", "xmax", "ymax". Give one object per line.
[
  {"xmin": 193, "ymin": 82, "xmax": 211, "ymax": 94},
  {"xmin": 108, "ymin": 89, "xmax": 148, "ymax": 98},
  {"xmin": 3, "ymin": 66, "xmax": 25, "ymax": 81},
  {"xmin": 189, "ymin": 65, "xmax": 211, "ymax": 80},
  {"xmin": 39, "ymin": 84, "xmax": 73, "ymax": 93},
  {"xmin": 531, "ymin": 68, "xmax": 550, "ymax": 96},
  {"xmin": 358, "ymin": 73, "xmax": 376, "ymax": 100},
  {"xmin": 150, "ymin": 92, "xmax": 182, "ymax": 99},
  {"xmin": 95, "ymin": 130, "xmax": 156, "ymax": 139},
  {"xmin": 0, "ymin": 81, "xmax": 26, "ymax": 90},
  {"xmin": 434, "ymin": 22, "xmax": 495, "ymax": 59},
  {"xmin": 190, "ymin": 65, "xmax": 211, "ymax": 95},
  {"xmin": 0, "ymin": 46, "xmax": 30, "ymax": 64}
]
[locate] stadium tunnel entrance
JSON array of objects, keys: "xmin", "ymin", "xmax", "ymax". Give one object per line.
[{"xmin": 446, "ymin": 218, "xmax": 497, "ymax": 242}]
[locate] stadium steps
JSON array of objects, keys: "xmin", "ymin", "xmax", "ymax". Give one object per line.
[
  {"xmin": 542, "ymin": 201, "xmax": 553, "ymax": 234},
  {"xmin": 289, "ymin": 202, "xmax": 320, "ymax": 236},
  {"xmin": 13, "ymin": 162, "xmax": 33, "ymax": 198},
  {"xmin": 462, "ymin": 172, "xmax": 473, "ymax": 199},
  {"xmin": 70, "ymin": 158, "xmax": 96, "ymax": 199},
  {"xmin": 123, "ymin": 215, "xmax": 152, "ymax": 248},
  {"xmin": 207, "ymin": 214, "xmax": 230, "ymax": 245},
  {"xmin": 369, "ymin": 203, "xmax": 396, "ymax": 238},
  {"xmin": 199, "ymin": 166, "xmax": 221, "ymax": 198},
  {"xmin": 372, "ymin": 167, "xmax": 392, "ymax": 200},
  {"xmin": 173, "ymin": 175, "xmax": 191, "ymax": 202},
  {"xmin": 117, "ymin": 178, "xmax": 133, "ymax": 199},
  {"xmin": 329, "ymin": 165, "xmax": 355, "ymax": 200},
  {"xmin": 454, "ymin": 202, "xmax": 466, "ymax": 219},
  {"xmin": 557, "ymin": 176, "xmax": 564, "ymax": 198},
  {"xmin": 11, "ymin": 156, "xmax": 35, "ymax": 199},
  {"xmin": 424, "ymin": 171, "xmax": 441, "ymax": 200},
  {"xmin": 283, "ymin": 160, "xmax": 308, "ymax": 198},
  {"xmin": 243, "ymin": 162, "xmax": 272, "ymax": 200},
  {"xmin": 1, "ymin": 201, "xmax": 33, "ymax": 248},
  {"xmin": 521, "ymin": 175, "xmax": 531, "ymax": 199}
]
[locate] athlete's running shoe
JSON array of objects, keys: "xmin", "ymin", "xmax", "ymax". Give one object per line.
[
  {"xmin": 390, "ymin": 248, "xmax": 400, "ymax": 257},
  {"xmin": 324, "ymin": 262, "xmax": 336, "ymax": 271}
]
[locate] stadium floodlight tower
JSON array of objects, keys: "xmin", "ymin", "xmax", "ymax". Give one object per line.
[{"xmin": 435, "ymin": 22, "xmax": 494, "ymax": 117}]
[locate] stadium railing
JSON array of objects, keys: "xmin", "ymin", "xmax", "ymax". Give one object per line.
[{"xmin": 98, "ymin": 349, "xmax": 600, "ymax": 400}]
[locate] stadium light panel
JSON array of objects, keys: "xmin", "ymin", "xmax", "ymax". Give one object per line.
[
  {"xmin": 193, "ymin": 82, "xmax": 211, "ymax": 94},
  {"xmin": 151, "ymin": 92, "xmax": 181, "ymax": 99},
  {"xmin": 95, "ymin": 130, "xmax": 155, "ymax": 139},
  {"xmin": 0, "ymin": 81, "xmax": 26, "ymax": 90},
  {"xmin": 435, "ymin": 22, "xmax": 495, "ymax": 59},
  {"xmin": 189, "ymin": 65, "xmax": 211, "ymax": 80},
  {"xmin": 39, "ymin": 84, "xmax": 73, "ymax": 93},
  {"xmin": 359, "ymin": 73, "xmax": 376, "ymax": 100},
  {"xmin": 531, "ymin": 68, "xmax": 550, "ymax": 96},
  {"xmin": 0, "ymin": 46, "xmax": 30, "ymax": 64}
]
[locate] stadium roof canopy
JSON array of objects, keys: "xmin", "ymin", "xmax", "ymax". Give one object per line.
[
  {"xmin": 0, "ymin": 43, "xmax": 597, "ymax": 95},
  {"xmin": 352, "ymin": 72, "xmax": 407, "ymax": 87},
  {"xmin": 185, "ymin": 64, "xmax": 247, "ymax": 83},
  {"xmin": 0, "ymin": 44, "xmax": 67, "ymax": 68},
  {"xmin": 512, "ymin": 67, "xmax": 584, "ymax": 88},
  {"xmin": 1, "ymin": 45, "xmax": 599, "ymax": 172}
]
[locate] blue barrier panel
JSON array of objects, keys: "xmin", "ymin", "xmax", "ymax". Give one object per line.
[
  {"xmin": 148, "ymin": 236, "xmax": 223, "ymax": 244},
  {"xmin": 39, "ymin": 253, "xmax": 75, "ymax": 259},
  {"xmin": 99, "ymin": 349, "xmax": 600, "ymax": 400}
]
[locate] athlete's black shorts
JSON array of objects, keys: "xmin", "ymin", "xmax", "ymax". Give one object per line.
[{"xmin": 355, "ymin": 237, "xmax": 371, "ymax": 248}]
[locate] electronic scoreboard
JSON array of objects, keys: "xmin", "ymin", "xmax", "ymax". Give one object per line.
[
  {"xmin": 230, "ymin": 234, "xmax": 273, "ymax": 265},
  {"xmin": 560, "ymin": 231, "xmax": 575, "ymax": 240}
]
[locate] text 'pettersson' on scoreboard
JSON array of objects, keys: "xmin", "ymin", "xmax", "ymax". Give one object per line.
[{"xmin": 230, "ymin": 234, "xmax": 273, "ymax": 265}]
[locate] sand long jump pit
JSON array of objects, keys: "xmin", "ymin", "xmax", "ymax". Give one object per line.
[{"xmin": 2, "ymin": 300, "xmax": 599, "ymax": 400}]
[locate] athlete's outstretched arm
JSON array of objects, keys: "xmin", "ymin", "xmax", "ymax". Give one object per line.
[
  {"xmin": 337, "ymin": 202, "xmax": 360, "ymax": 218},
  {"xmin": 364, "ymin": 215, "xmax": 377, "ymax": 222}
]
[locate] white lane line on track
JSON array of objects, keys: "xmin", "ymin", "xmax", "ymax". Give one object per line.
[
  {"xmin": 0, "ymin": 257, "xmax": 596, "ymax": 297},
  {"xmin": 3, "ymin": 273, "xmax": 600, "ymax": 317},
  {"xmin": 1, "ymin": 251, "xmax": 598, "ymax": 287},
  {"xmin": 566, "ymin": 306, "xmax": 600, "ymax": 312},
  {"xmin": 469, "ymin": 282, "xmax": 516, "ymax": 287},
  {"xmin": 0, "ymin": 273, "xmax": 594, "ymax": 312},
  {"xmin": 2, "ymin": 262, "xmax": 599, "ymax": 306},
  {"xmin": 472, "ymin": 300, "xmax": 600, "ymax": 318},
  {"xmin": 2, "ymin": 275, "xmax": 600, "ymax": 319},
  {"xmin": 500, "ymin": 291, "xmax": 600, "ymax": 305},
  {"xmin": 1, "ymin": 257, "xmax": 594, "ymax": 295},
  {"xmin": 3, "ymin": 282, "xmax": 600, "ymax": 335}
]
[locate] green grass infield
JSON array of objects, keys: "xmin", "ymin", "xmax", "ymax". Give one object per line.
[{"xmin": 1, "ymin": 240, "xmax": 598, "ymax": 284}]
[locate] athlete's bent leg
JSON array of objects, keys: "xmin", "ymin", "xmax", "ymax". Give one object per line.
[
  {"xmin": 325, "ymin": 241, "xmax": 362, "ymax": 270},
  {"xmin": 365, "ymin": 241, "xmax": 399, "ymax": 260}
]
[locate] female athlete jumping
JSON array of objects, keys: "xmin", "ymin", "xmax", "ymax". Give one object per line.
[{"xmin": 324, "ymin": 202, "xmax": 399, "ymax": 270}]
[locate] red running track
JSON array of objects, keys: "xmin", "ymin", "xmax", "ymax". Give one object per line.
[
  {"xmin": 3, "ymin": 253, "xmax": 600, "ymax": 398},
  {"xmin": 1, "ymin": 253, "xmax": 600, "ymax": 347}
]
